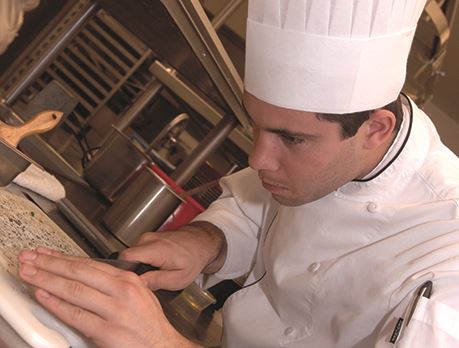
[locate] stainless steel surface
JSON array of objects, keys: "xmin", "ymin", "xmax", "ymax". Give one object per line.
[
  {"xmin": 2, "ymin": 88, "xmax": 86, "ymax": 187},
  {"xmin": 172, "ymin": 115, "xmax": 237, "ymax": 186},
  {"xmin": 84, "ymin": 126, "xmax": 150, "ymax": 201},
  {"xmin": 113, "ymin": 79, "xmax": 163, "ymax": 132},
  {"xmin": 157, "ymin": 289, "xmax": 222, "ymax": 347},
  {"xmin": 426, "ymin": 0, "xmax": 451, "ymax": 47},
  {"xmin": 211, "ymin": 0, "xmax": 245, "ymax": 31},
  {"xmin": 56, "ymin": 198, "xmax": 122, "ymax": 257},
  {"xmin": 103, "ymin": 166, "xmax": 183, "ymax": 246},
  {"xmin": 161, "ymin": 0, "xmax": 249, "ymax": 129},
  {"xmin": 0, "ymin": 139, "xmax": 31, "ymax": 187},
  {"xmin": 3, "ymin": 3, "xmax": 98, "ymax": 106},
  {"xmin": 96, "ymin": 0, "xmax": 230, "ymax": 112},
  {"xmin": 405, "ymin": 0, "xmax": 458, "ymax": 106},
  {"xmin": 149, "ymin": 112, "xmax": 190, "ymax": 150},
  {"xmin": 1, "ymin": 3, "xmax": 155, "ymax": 167},
  {"xmin": 4, "ymin": 80, "xmax": 77, "ymax": 123},
  {"xmin": 150, "ymin": 60, "xmax": 252, "ymax": 154}
]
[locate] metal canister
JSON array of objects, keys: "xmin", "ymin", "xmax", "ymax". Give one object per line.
[
  {"xmin": 84, "ymin": 127, "xmax": 149, "ymax": 202},
  {"xmin": 102, "ymin": 166, "xmax": 183, "ymax": 246}
]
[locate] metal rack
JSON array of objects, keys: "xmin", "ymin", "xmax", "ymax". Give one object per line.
[{"xmin": 405, "ymin": 0, "xmax": 458, "ymax": 106}]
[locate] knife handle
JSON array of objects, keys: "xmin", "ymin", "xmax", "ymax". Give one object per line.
[
  {"xmin": 134, "ymin": 263, "xmax": 159, "ymax": 275},
  {"xmin": 108, "ymin": 251, "xmax": 159, "ymax": 275}
]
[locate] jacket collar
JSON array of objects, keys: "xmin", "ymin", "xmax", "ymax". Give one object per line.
[{"xmin": 336, "ymin": 95, "xmax": 432, "ymax": 200}]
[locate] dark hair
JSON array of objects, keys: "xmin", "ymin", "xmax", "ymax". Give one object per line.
[{"xmin": 316, "ymin": 95, "xmax": 403, "ymax": 139}]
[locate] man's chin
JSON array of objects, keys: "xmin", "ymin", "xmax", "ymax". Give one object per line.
[{"xmin": 271, "ymin": 193, "xmax": 306, "ymax": 207}]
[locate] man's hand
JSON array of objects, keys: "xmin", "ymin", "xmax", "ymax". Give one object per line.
[
  {"xmin": 18, "ymin": 247, "xmax": 201, "ymax": 348},
  {"xmin": 119, "ymin": 221, "xmax": 227, "ymax": 291}
]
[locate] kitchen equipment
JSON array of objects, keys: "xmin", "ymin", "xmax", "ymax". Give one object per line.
[
  {"xmin": 0, "ymin": 138, "xmax": 32, "ymax": 187},
  {"xmin": 178, "ymin": 282, "xmax": 217, "ymax": 312},
  {"xmin": 83, "ymin": 126, "xmax": 150, "ymax": 202},
  {"xmin": 177, "ymin": 178, "xmax": 221, "ymax": 200},
  {"xmin": 84, "ymin": 111, "xmax": 190, "ymax": 203},
  {"xmin": 0, "ymin": 110, "xmax": 63, "ymax": 147},
  {"xmin": 0, "ymin": 109, "xmax": 64, "ymax": 187},
  {"xmin": 151, "ymin": 165, "xmax": 205, "ymax": 232},
  {"xmin": 102, "ymin": 166, "xmax": 184, "ymax": 246}
]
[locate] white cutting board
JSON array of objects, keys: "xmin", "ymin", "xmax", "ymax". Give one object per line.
[{"xmin": 0, "ymin": 188, "xmax": 92, "ymax": 348}]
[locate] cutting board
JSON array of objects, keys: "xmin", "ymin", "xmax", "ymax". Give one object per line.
[
  {"xmin": 0, "ymin": 188, "xmax": 92, "ymax": 348},
  {"xmin": 0, "ymin": 189, "xmax": 85, "ymax": 274}
]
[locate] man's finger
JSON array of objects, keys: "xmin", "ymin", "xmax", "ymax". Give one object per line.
[
  {"xmin": 140, "ymin": 269, "xmax": 191, "ymax": 291},
  {"xmin": 132, "ymin": 232, "xmax": 161, "ymax": 246},
  {"xmin": 19, "ymin": 250, "xmax": 141, "ymax": 297},
  {"xmin": 24, "ymin": 247, "xmax": 139, "ymax": 278},
  {"xmin": 34, "ymin": 288, "xmax": 109, "ymax": 341},
  {"xmin": 119, "ymin": 243, "xmax": 167, "ymax": 269},
  {"xmin": 19, "ymin": 262, "xmax": 116, "ymax": 319}
]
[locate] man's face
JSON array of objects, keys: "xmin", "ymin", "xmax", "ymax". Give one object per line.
[{"xmin": 244, "ymin": 92, "xmax": 367, "ymax": 206}]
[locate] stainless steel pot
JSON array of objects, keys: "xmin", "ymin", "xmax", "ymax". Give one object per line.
[
  {"xmin": 102, "ymin": 166, "xmax": 183, "ymax": 246},
  {"xmin": 84, "ymin": 126, "xmax": 150, "ymax": 202}
]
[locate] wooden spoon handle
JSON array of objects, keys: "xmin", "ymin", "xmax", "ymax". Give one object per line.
[{"xmin": 0, "ymin": 110, "xmax": 63, "ymax": 147}]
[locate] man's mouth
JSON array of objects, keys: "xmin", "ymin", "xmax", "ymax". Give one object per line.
[{"xmin": 260, "ymin": 177, "xmax": 287, "ymax": 193}]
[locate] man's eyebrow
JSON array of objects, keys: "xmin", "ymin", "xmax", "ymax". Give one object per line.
[{"xmin": 268, "ymin": 128, "xmax": 318, "ymax": 139}]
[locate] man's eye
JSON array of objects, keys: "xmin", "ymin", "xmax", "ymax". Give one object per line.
[{"xmin": 281, "ymin": 135, "xmax": 305, "ymax": 145}]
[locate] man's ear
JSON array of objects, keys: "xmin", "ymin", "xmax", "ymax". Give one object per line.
[{"xmin": 361, "ymin": 109, "xmax": 397, "ymax": 150}]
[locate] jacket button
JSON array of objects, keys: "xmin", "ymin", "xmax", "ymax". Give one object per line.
[
  {"xmin": 366, "ymin": 202, "xmax": 378, "ymax": 213},
  {"xmin": 308, "ymin": 262, "xmax": 321, "ymax": 272},
  {"xmin": 284, "ymin": 327, "xmax": 295, "ymax": 336}
]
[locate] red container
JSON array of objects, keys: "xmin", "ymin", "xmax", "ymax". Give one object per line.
[{"xmin": 151, "ymin": 165, "xmax": 205, "ymax": 231}]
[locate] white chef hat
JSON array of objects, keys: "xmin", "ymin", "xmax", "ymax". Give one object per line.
[{"xmin": 244, "ymin": 0, "xmax": 427, "ymax": 114}]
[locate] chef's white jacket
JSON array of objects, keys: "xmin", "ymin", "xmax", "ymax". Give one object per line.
[{"xmin": 196, "ymin": 96, "xmax": 459, "ymax": 347}]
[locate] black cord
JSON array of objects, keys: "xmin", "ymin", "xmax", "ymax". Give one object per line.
[
  {"xmin": 65, "ymin": 112, "xmax": 95, "ymax": 169},
  {"xmin": 354, "ymin": 92, "xmax": 413, "ymax": 182},
  {"xmin": 239, "ymin": 209, "xmax": 279, "ymax": 290},
  {"xmin": 240, "ymin": 271, "xmax": 266, "ymax": 289}
]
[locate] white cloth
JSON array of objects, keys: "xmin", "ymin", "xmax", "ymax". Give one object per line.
[
  {"xmin": 245, "ymin": 0, "xmax": 427, "ymax": 113},
  {"xmin": 375, "ymin": 283, "xmax": 459, "ymax": 348},
  {"xmin": 195, "ymin": 97, "xmax": 459, "ymax": 347},
  {"xmin": 0, "ymin": 0, "xmax": 39, "ymax": 55},
  {"xmin": 13, "ymin": 164, "xmax": 66, "ymax": 202}
]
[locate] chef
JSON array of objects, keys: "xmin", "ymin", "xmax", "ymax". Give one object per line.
[{"xmin": 18, "ymin": 0, "xmax": 459, "ymax": 347}]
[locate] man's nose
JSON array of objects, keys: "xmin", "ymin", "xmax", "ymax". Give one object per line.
[{"xmin": 248, "ymin": 133, "xmax": 279, "ymax": 172}]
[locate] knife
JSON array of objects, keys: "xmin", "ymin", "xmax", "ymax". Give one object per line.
[{"xmin": 92, "ymin": 258, "xmax": 159, "ymax": 275}]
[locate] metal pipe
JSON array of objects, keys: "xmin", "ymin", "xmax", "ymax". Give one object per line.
[
  {"xmin": 113, "ymin": 79, "xmax": 163, "ymax": 131},
  {"xmin": 161, "ymin": 0, "xmax": 250, "ymax": 129},
  {"xmin": 4, "ymin": 3, "xmax": 98, "ymax": 106},
  {"xmin": 211, "ymin": 0, "xmax": 245, "ymax": 31},
  {"xmin": 171, "ymin": 114, "xmax": 237, "ymax": 186},
  {"xmin": 150, "ymin": 61, "xmax": 252, "ymax": 154}
]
